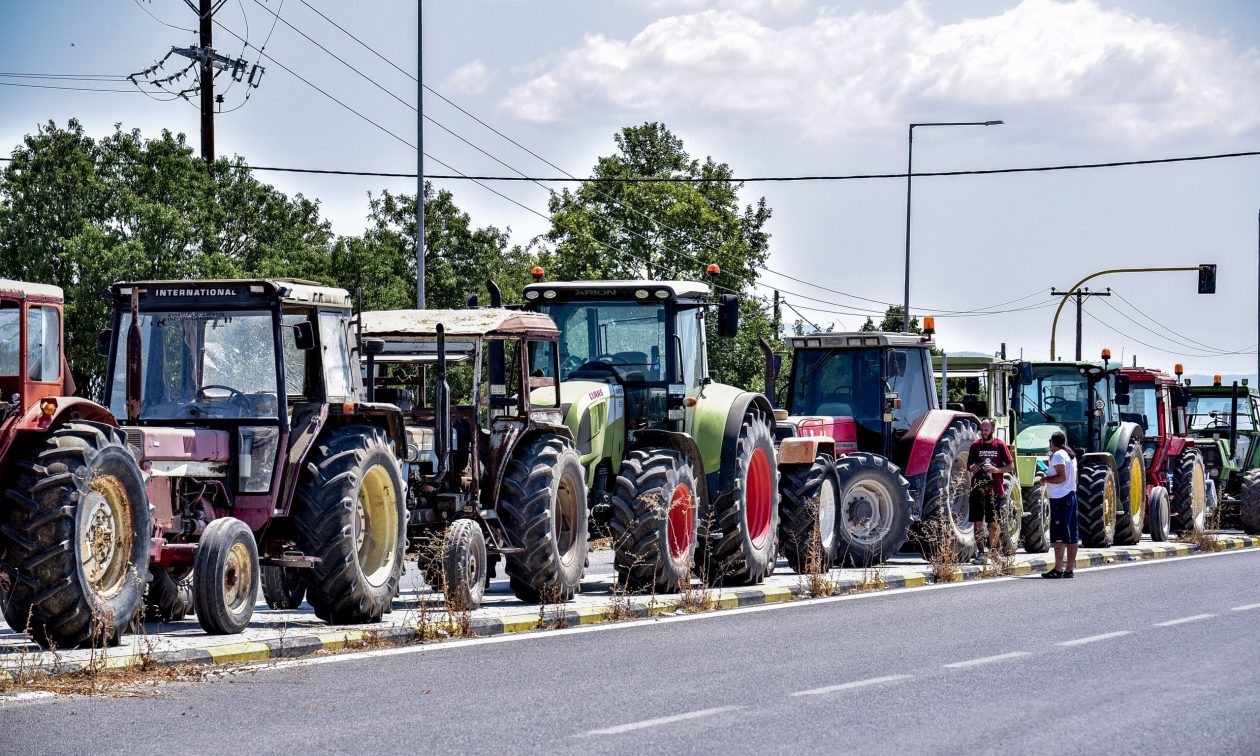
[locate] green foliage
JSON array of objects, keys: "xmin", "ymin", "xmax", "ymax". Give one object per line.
[{"xmin": 860, "ymin": 305, "xmax": 921, "ymax": 334}]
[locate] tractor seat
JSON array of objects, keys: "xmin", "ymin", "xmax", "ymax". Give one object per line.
[{"xmin": 376, "ymin": 387, "xmax": 414, "ymax": 411}]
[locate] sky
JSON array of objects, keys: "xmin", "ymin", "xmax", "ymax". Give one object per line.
[{"xmin": 3, "ymin": 0, "xmax": 1260, "ymax": 378}]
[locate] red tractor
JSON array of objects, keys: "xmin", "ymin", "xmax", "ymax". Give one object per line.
[
  {"xmin": 764, "ymin": 323, "xmax": 984, "ymax": 565},
  {"xmin": 0, "ymin": 279, "xmax": 150, "ymax": 648},
  {"xmin": 1118, "ymin": 366, "xmax": 1207, "ymax": 537}
]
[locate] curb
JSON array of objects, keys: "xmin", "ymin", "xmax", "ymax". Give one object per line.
[{"xmin": 5, "ymin": 535, "xmax": 1258, "ymax": 683}]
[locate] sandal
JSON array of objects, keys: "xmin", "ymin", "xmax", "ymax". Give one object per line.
[
  {"xmin": 1062, "ymin": 571, "xmax": 1074, "ymax": 579},
  {"xmin": 1041, "ymin": 569, "xmax": 1062, "ymax": 579}
]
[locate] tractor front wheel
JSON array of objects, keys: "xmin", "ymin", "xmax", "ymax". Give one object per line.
[
  {"xmin": 1241, "ymin": 470, "xmax": 1260, "ymax": 535},
  {"xmin": 611, "ymin": 448, "xmax": 699, "ymax": 593},
  {"xmin": 833, "ymin": 453, "xmax": 913, "ymax": 567},
  {"xmin": 778, "ymin": 455, "xmax": 839, "ymax": 574},
  {"xmin": 919, "ymin": 419, "xmax": 980, "ymax": 562},
  {"xmin": 261, "ymin": 565, "xmax": 306, "ymax": 610},
  {"xmin": 1078, "ymin": 462, "xmax": 1118, "ymax": 548},
  {"xmin": 438, "ymin": 519, "xmax": 487, "ymax": 611},
  {"xmin": 145, "ymin": 567, "xmax": 194, "ymax": 622},
  {"xmin": 1021, "ymin": 483, "xmax": 1050, "ymax": 553},
  {"xmin": 1171, "ymin": 449, "xmax": 1208, "ymax": 534},
  {"xmin": 1113, "ymin": 439, "xmax": 1147, "ymax": 546},
  {"xmin": 697, "ymin": 409, "xmax": 779, "ymax": 586},
  {"xmin": 192, "ymin": 517, "xmax": 259, "ymax": 635},
  {"xmin": 1146, "ymin": 486, "xmax": 1170, "ymax": 542},
  {"xmin": 499, "ymin": 435, "xmax": 589, "ymax": 604},
  {"xmin": 1, "ymin": 422, "xmax": 150, "ymax": 648},
  {"xmin": 293, "ymin": 425, "xmax": 405, "ymax": 624}
]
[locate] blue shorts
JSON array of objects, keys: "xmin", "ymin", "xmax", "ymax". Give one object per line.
[{"xmin": 1049, "ymin": 492, "xmax": 1079, "ymax": 545}]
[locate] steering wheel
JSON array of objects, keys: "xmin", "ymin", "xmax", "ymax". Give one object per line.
[{"xmin": 196, "ymin": 384, "xmax": 253, "ymax": 414}]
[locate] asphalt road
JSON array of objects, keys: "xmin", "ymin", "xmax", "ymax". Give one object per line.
[{"xmin": 3, "ymin": 550, "xmax": 1259, "ymax": 755}]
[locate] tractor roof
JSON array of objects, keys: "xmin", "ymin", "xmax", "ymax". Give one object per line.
[
  {"xmin": 524, "ymin": 280, "xmax": 710, "ymax": 303},
  {"xmin": 0, "ymin": 279, "xmax": 63, "ymax": 302},
  {"xmin": 787, "ymin": 332, "xmax": 934, "ymax": 350},
  {"xmin": 361, "ymin": 308, "xmax": 559, "ymax": 340},
  {"xmin": 931, "ymin": 354, "xmax": 1001, "ymax": 376},
  {"xmin": 1120, "ymin": 367, "xmax": 1176, "ymax": 384},
  {"xmin": 111, "ymin": 279, "xmax": 352, "ymax": 308},
  {"xmin": 1187, "ymin": 383, "xmax": 1258, "ymax": 398}
]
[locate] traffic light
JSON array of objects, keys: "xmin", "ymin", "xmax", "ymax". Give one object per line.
[{"xmin": 1198, "ymin": 264, "xmax": 1217, "ymax": 294}]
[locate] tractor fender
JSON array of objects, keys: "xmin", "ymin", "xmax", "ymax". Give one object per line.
[
  {"xmin": 1081, "ymin": 451, "xmax": 1118, "ymax": 479},
  {"xmin": 1165, "ymin": 435, "xmax": 1191, "ymax": 458},
  {"xmin": 14, "ymin": 396, "xmax": 118, "ymax": 432},
  {"xmin": 900, "ymin": 408, "xmax": 978, "ymax": 480},
  {"xmin": 629, "ymin": 428, "xmax": 711, "ymax": 508},
  {"xmin": 697, "ymin": 389, "xmax": 775, "ymax": 503},
  {"xmin": 778, "ymin": 435, "xmax": 835, "ymax": 466},
  {"xmin": 1106, "ymin": 421, "xmax": 1143, "ymax": 461}
]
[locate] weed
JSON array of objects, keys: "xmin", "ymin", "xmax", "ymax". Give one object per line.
[
  {"xmin": 792, "ymin": 494, "xmax": 840, "ymax": 598},
  {"xmin": 1175, "ymin": 528, "xmax": 1225, "ymax": 553}
]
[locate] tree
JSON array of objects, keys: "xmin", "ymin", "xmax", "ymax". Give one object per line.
[
  {"xmin": 542, "ymin": 122, "xmax": 777, "ymax": 389},
  {"xmin": 860, "ymin": 305, "xmax": 922, "ymax": 334}
]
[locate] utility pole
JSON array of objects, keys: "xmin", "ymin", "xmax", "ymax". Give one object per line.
[
  {"xmin": 772, "ymin": 290, "xmax": 781, "ymax": 337},
  {"xmin": 199, "ymin": 0, "xmax": 215, "ymax": 164},
  {"xmin": 416, "ymin": 1, "xmax": 426, "ymax": 309},
  {"xmin": 1051, "ymin": 287, "xmax": 1111, "ymax": 361}
]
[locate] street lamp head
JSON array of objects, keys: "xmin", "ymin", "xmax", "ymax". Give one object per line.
[{"xmin": 984, "ymin": 120, "xmax": 1004, "ymax": 126}]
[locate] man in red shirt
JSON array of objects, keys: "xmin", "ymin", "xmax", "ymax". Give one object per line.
[{"xmin": 967, "ymin": 417, "xmax": 1015, "ymax": 564}]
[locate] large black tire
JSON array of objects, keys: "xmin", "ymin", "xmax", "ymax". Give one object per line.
[
  {"xmin": 1146, "ymin": 486, "xmax": 1170, "ymax": 542},
  {"xmin": 1241, "ymin": 470, "xmax": 1260, "ymax": 535},
  {"xmin": 1021, "ymin": 483, "xmax": 1050, "ymax": 553},
  {"xmin": 1078, "ymin": 462, "xmax": 1118, "ymax": 548},
  {"xmin": 192, "ymin": 517, "xmax": 259, "ymax": 635},
  {"xmin": 500, "ymin": 435, "xmax": 589, "ymax": 603},
  {"xmin": 145, "ymin": 567, "xmax": 194, "ymax": 622},
  {"xmin": 778, "ymin": 456, "xmax": 839, "ymax": 574},
  {"xmin": 1171, "ymin": 449, "xmax": 1208, "ymax": 534},
  {"xmin": 261, "ymin": 566, "xmax": 306, "ymax": 610},
  {"xmin": 611, "ymin": 448, "xmax": 699, "ymax": 593},
  {"xmin": 833, "ymin": 453, "xmax": 914, "ymax": 567},
  {"xmin": 1, "ymin": 422, "xmax": 150, "ymax": 648},
  {"xmin": 292, "ymin": 425, "xmax": 405, "ymax": 624},
  {"xmin": 1113, "ymin": 439, "xmax": 1147, "ymax": 546},
  {"xmin": 697, "ymin": 409, "xmax": 780, "ymax": 586},
  {"xmin": 919, "ymin": 420, "xmax": 980, "ymax": 561},
  {"xmin": 438, "ymin": 519, "xmax": 486, "ymax": 611}
]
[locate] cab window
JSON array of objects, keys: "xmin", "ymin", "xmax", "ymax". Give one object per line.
[
  {"xmin": 26, "ymin": 306, "xmax": 60, "ymax": 383},
  {"xmin": 0, "ymin": 302, "xmax": 18, "ymax": 376},
  {"xmin": 319, "ymin": 311, "xmax": 354, "ymax": 400}
]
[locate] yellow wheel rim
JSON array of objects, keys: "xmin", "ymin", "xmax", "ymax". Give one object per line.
[
  {"xmin": 1129, "ymin": 457, "xmax": 1144, "ymax": 520},
  {"xmin": 1191, "ymin": 462, "xmax": 1206, "ymax": 518},
  {"xmin": 78, "ymin": 475, "xmax": 133, "ymax": 600},
  {"xmin": 223, "ymin": 541, "xmax": 254, "ymax": 613},
  {"xmin": 556, "ymin": 469, "xmax": 582, "ymax": 568},
  {"xmin": 355, "ymin": 464, "xmax": 399, "ymax": 588},
  {"xmin": 1104, "ymin": 475, "xmax": 1117, "ymax": 535}
]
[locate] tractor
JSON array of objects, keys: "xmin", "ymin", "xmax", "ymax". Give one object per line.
[
  {"xmin": 1007, "ymin": 351, "xmax": 1147, "ymax": 549},
  {"xmin": 1119, "ymin": 366, "xmax": 1206, "ymax": 538},
  {"xmin": 0, "ymin": 279, "xmax": 150, "ymax": 648},
  {"xmin": 932, "ymin": 354, "xmax": 1024, "ymax": 553},
  {"xmin": 359, "ymin": 305, "xmax": 588, "ymax": 610},
  {"xmin": 1184, "ymin": 375, "xmax": 1260, "ymax": 534},
  {"xmin": 522, "ymin": 270, "xmax": 821, "ymax": 591},
  {"xmin": 100, "ymin": 279, "xmax": 407, "ymax": 635},
  {"xmin": 767, "ymin": 323, "xmax": 983, "ymax": 566}
]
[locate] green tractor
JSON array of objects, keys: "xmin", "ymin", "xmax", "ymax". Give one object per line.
[
  {"xmin": 522, "ymin": 273, "xmax": 821, "ymax": 591},
  {"xmin": 1184, "ymin": 376, "xmax": 1260, "ymax": 534},
  {"xmin": 1007, "ymin": 352, "xmax": 1148, "ymax": 549}
]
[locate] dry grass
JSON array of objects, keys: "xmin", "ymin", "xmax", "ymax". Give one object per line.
[{"xmin": 792, "ymin": 495, "xmax": 840, "ymax": 598}]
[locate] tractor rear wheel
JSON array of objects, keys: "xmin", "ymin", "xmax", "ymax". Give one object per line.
[
  {"xmin": 261, "ymin": 566, "xmax": 306, "ymax": 610},
  {"xmin": 438, "ymin": 519, "xmax": 487, "ymax": 611},
  {"xmin": 697, "ymin": 408, "xmax": 779, "ymax": 586},
  {"xmin": 778, "ymin": 455, "xmax": 839, "ymax": 574},
  {"xmin": 1021, "ymin": 483, "xmax": 1050, "ymax": 553},
  {"xmin": 1, "ymin": 422, "xmax": 150, "ymax": 648},
  {"xmin": 1146, "ymin": 486, "xmax": 1170, "ymax": 542},
  {"xmin": 1241, "ymin": 470, "xmax": 1260, "ymax": 535},
  {"xmin": 1078, "ymin": 462, "xmax": 1118, "ymax": 548},
  {"xmin": 611, "ymin": 448, "xmax": 699, "ymax": 593},
  {"xmin": 919, "ymin": 419, "xmax": 980, "ymax": 562},
  {"xmin": 1171, "ymin": 449, "xmax": 1208, "ymax": 534},
  {"xmin": 499, "ymin": 435, "xmax": 589, "ymax": 604},
  {"xmin": 833, "ymin": 453, "xmax": 913, "ymax": 567},
  {"xmin": 145, "ymin": 567, "xmax": 194, "ymax": 622},
  {"xmin": 1113, "ymin": 439, "xmax": 1147, "ymax": 546},
  {"xmin": 192, "ymin": 517, "xmax": 258, "ymax": 635},
  {"xmin": 293, "ymin": 425, "xmax": 405, "ymax": 624}
]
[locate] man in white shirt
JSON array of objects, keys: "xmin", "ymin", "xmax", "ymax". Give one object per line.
[{"xmin": 1038, "ymin": 431, "xmax": 1079, "ymax": 579}]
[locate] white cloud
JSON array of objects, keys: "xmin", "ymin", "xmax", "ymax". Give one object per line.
[
  {"xmin": 501, "ymin": 0, "xmax": 1260, "ymax": 143},
  {"xmin": 445, "ymin": 59, "xmax": 496, "ymax": 95},
  {"xmin": 633, "ymin": 0, "xmax": 806, "ymax": 14}
]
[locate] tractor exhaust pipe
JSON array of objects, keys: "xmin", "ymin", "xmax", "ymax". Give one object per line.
[
  {"xmin": 759, "ymin": 337, "xmax": 776, "ymax": 407},
  {"xmin": 1230, "ymin": 381, "xmax": 1240, "ymax": 460},
  {"xmin": 486, "ymin": 280, "xmax": 507, "ymax": 415},
  {"xmin": 434, "ymin": 323, "xmax": 450, "ymax": 481},
  {"xmin": 125, "ymin": 287, "xmax": 143, "ymax": 425}
]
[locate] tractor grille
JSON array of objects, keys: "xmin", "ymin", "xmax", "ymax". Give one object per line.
[{"xmin": 124, "ymin": 428, "xmax": 144, "ymax": 458}]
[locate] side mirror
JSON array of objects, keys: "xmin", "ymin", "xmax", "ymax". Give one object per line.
[
  {"xmin": 1171, "ymin": 386, "xmax": 1188, "ymax": 408},
  {"xmin": 1115, "ymin": 394, "xmax": 1131, "ymax": 407},
  {"xmin": 362, "ymin": 338, "xmax": 386, "ymax": 356},
  {"xmin": 718, "ymin": 294, "xmax": 739, "ymax": 338},
  {"xmin": 97, "ymin": 329, "xmax": 112, "ymax": 357},
  {"xmin": 293, "ymin": 321, "xmax": 316, "ymax": 351},
  {"xmin": 772, "ymin": 353, "xmax": 783, "ymax": 379},
  {"xmin": 964, "ymin": 376, "xmax": 981, "ymax": 395},
  {"xmin": 1017, "ymin": 361, "xmax": 1034, "ymax": 385},
  {"xmin": 1114, "ymin": 374, "xmax": 1131, "ymax": 395}
]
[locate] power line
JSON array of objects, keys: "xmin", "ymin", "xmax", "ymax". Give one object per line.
[
  {"xmin": 0, "ymin": 72, "xmax": 130, "ymax": 81},
  {"xmin": 1095, "ymin": 294, "xmax": 1250, "ymax": 357},
  {"xmin": 0, "ymin": 81, "xmax": 151, "ymax": 94},
  {"xmin": 1085, "ymin": 307, "xmax": 1256, "ymax": 359},
  {"xmin": 1109, "ymin": 288, "xmax": 1231, "ymax": 354},
  {"xmin": 132, "ymin": 0, "xmax": 196, "ymax": 32}
]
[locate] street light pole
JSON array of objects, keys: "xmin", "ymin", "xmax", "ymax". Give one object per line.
[{"xmin": 902, "ymin": 120, "xmax": 1004, "ymax": 332}]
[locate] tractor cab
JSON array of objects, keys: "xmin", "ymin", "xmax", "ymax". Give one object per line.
[
  {"xmin": 1185, "ymin": 376, "xmax": 1260, "ymax": 530},
  {"xmin": 0, "ymin": 279, "xmax": 71, "ymax": 434},
  {"xmin": 932, "ymin": 354, "xmax": 1017, "ymax": 444},
  {"xmin": 1009, "ymin": 358, "xmax": 1126, "ymax": 461},
  {"xmin": 1119, "ymin": 367, "xmax": 1191, "ymax": 477}
]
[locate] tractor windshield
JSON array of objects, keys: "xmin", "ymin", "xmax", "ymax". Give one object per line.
[
  {"xmin": 1016, "ymin": 366, "xmax": 1093, "ymax": 448},
  {"xmin": 531, "ymin": 302, "xmax": 667, "ymax": 384},
  {"xmin": 108, "ymin": 310, "xmax": 281, "ymax": 421},
  {"xmin": 1187, "ymin": 395, "xmax": 1254, "ymax": 432},
  {"xmin": 1123, "ymin": 383, "xmax": 1161, "ymax": 437},
  {"xmin": 786, "ymin": 348, "xmax": 884, "ymax": 448}
]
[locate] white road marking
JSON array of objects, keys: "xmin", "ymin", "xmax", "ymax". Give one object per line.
[
  {"xmin": 579, "ymin": 706, "xmax": 744, "ymax": 736},
  {"xmin": 1230, "ymin": 603, "xmax": 1260, "ymax": 612},
  {"xmin": 790, "ymin": 674, "xmax": 912, "ymax": 697},
  {"xmin": 1056, "ymin": 631, "xmax": 1133, "ymax": 647},
  {"xmin": 943, "ymin": 651, "xmax": 1029, "ymax": 669},
  {"xmin": 1155, "ymin": 613, "xmax": 1215, "ymax": 627}
]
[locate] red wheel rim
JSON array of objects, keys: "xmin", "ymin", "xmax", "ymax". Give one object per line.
[
  {"xmin": 667, "ymin": 483, "xmax": 695, "ymax": 560},
  {"xmin": 746, "ymin": 447, "xmax": 773, "ymax": 548}
]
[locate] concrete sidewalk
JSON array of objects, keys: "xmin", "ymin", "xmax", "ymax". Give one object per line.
[{"xmin": 3, "ymin": 532, "xmax": 1257, "ymax": 682}]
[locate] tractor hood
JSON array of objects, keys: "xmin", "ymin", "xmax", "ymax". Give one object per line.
[
  {"xmin": 530, "ymin": 379, "xmax": 623, "ymax": 467},
  {"xmin": 1016, "ymin": 423, "xmax": 1065, "ymax": 456}
]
